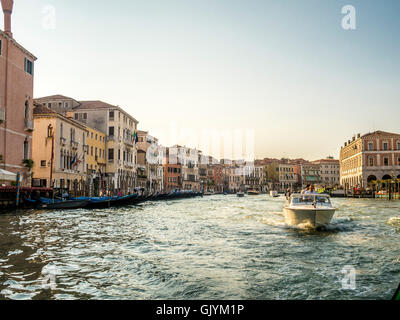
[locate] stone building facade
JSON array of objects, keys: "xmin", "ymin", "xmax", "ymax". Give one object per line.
[
  {"xmin": 0, "ymin": 0, "xmax": 37, "ymax": 185},
  {"xmin": 340, "ymin": 131, "xmax": 400, "ymax": 190}
]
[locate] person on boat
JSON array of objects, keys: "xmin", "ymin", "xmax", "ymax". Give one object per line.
[{"xmin": 302, "ymin": 185, "xmax": 311, "ymax": 194}]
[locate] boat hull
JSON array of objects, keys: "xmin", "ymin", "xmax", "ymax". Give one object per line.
[
  {"xmin": 39, "ymin": 200, "xmax": 89, "ymax": 210},
  {"xmin": 283, "ymin": 207, "xmax": 335, "ymax": 228}
]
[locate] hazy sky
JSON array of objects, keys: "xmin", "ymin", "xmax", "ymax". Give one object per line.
[{"xmin": 7, "ymin": 0, "xmax": 400, "ymax": 160}]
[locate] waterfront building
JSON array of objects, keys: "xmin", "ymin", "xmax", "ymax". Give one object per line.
[
  {"xmin": 34, "ymin": 97, "xmax": 139, "ymax": 194},
  {"xmin": 178, "ymin": 146, "xmax": 200, "ymax": 191},
  {"xmin": 212, "ymin": 163, "xmax": 224, "ymax": 193},
  {"xmin": 340, "ymin": 131, "xmax": 400, "ymax": 190},
  {"xmin": 278, "ymin": 160, "xmax": 296, "ymax": 191},
  {"xmin": 198, "ymin": 152, "xmax": 208, "ymax": 192},
  {"xmin": 32, "ymin": 105, "xmax": 88, "ymax": 194},
  {"xmin": 312, "ymin": 157, "xmax": 340, "ymax": 188},
  {"xmin": 0, "ymin": 0, "xmax": 37, "ymax": 185},
  {"xmin": 136, "ymin": 130, "xmax": 163, "ymax": 192},
  {"xmin": 163, "ymin": 147, "xmax": 182, "ymax": 191},
  {"xmin": 301, "ymin": 162, "xmax": 322, "ymax": 188},
  {"xmin": 84, "ymin": 125, "xmax": 107, "ymax": 196}
]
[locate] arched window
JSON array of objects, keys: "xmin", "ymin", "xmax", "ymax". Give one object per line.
[{"xmin": 23, "ymin": 138, "xmax": 29, "ymax": 160}]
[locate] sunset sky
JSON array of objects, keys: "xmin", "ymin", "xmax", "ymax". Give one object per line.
[{"xmin": 7, "ymin": 0, "xmax": 400, "ymax": 160}]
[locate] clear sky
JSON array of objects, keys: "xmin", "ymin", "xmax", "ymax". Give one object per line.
[{"xmin": 6, "ymin": 0, "xmax": 400, "ymax": 160}]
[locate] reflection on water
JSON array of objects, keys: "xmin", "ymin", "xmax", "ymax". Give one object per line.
[{"xmin": 0, "ymin": 196, "xmax": 399, "ymax": 300}]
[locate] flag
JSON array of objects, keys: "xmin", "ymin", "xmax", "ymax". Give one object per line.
[{"xmin": 70, "ymin": 155, "xmax": 77, "ymax": 167}]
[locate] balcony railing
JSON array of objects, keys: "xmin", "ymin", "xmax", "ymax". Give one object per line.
[
  {"xmin": 70, "ymin": 141, "xmax": 79, "ymax": 149},
  {"xmin": 107, "ymin": 135, "xmax": 115, "ymax": 142},
  {"xmin": 24, "ymin": 119, "xmax": 34, "ymax": 131},
  {"xmin": 124, "ymin": 138, "xmax": 134, "ymax": 146}
]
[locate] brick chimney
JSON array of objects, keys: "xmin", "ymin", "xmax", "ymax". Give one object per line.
[{"xmin": 1, "ymin": 0, "xmax": 13, "ymax": 37}]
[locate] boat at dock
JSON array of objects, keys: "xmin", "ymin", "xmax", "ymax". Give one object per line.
[
  {"xmin": 247, "ymin": 190, "xmax": 260, "ymax": 195},
  {"xmin": 237, "ymin": 192, "xmax": 245, "ymax": 197},
  {"xmin": 270, "ymin": 190, "xmax": 279, "ymax": 197},
  {"xmin": 38, "ymin": 198, "xmax": 90, "ymax": 210},
  {"xmin": 283, "ymin": 194, "xmax": 337, "ymax": 228}
]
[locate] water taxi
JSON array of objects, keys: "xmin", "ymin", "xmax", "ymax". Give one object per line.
[
  {"xmin": 270, "ymin": 190, "xmax": 279, "ymax": 197},
  {"xmin": 283, "ymin": 194, "xmax": 336, "ymax": 228},
  {"xmin": 247, "ymin": 190, "xmax": 260, "ymax": 195}
]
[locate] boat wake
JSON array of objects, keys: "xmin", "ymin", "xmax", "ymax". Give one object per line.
[{"xmin": 387, "ymin": 217, "xmax": 400, "ymax": 232}]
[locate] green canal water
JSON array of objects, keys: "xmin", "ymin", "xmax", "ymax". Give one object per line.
[{"xmin": 0, "ymin": 195, "xmax": 399, "ymax": 300}]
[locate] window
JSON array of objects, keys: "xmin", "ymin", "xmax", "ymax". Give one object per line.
[
  {"xmin": 83, "ymin": 113, "xmax": 87, "ymax": 120},
  {"xmin": 109, "ymin": 111, "xmax": 114, "ymax": 121},
  {"xmin": 384, "ymin": 157, "xmax": 389, "ymax": 166},
  {"xmin": 74, "ymin": 113, "xmax": 78, "ymax": 120},
  {"xmin": 91, "ymin": 146, "xmax": 93, "ymax": 156},
  {"xmin": 368, "ymin": 143, "xmax": 373, "ymax": 151},
  {"xmin": 108, "ymin": 149, "xmax": 114, "ymax": 161},
  {"xmin": 383, "ymin": 142, "xmax": 388, "ymax": 151},
  {"xmin": 398, "ymin": 142, "xmax": 400, "ymax": 150},
  {"xmin": 24, "ymin": 58, "xmax": 34, "ymax": 75},
  {"xmin": 109, "ymin": 127, "xmax": 114, "ymax": 136},
  {"xmin": 0, "ymin": 39, "xmax": 2, "ymax": 56},
  {"xmin": 23, "ymin": 139, "xmax": 29, "ymax": 159},
  {"xmin": 41, "ymin": 160, "xmax": 46, "ymax": 167},
  {"xmin": 24, "ymin": 101, "xmax": 29, "ymax": 119}
]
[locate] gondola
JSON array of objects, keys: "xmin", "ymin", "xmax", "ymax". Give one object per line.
[{"xmin": 38, "ymin": 198, "xmax": 90, "ymax": 210}]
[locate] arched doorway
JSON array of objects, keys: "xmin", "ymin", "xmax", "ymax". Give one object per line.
[{"xmin": 382, "ymin": 174, "xmax": 392, "ymax": 180}]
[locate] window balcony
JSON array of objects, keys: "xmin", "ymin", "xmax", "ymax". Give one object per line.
[
  {"xmin": 70, "ymin": 141, "xmax": 79, "ymax": 149},
  {"xmin": 124, "ymin": 138, "xmax": 134, "ymax": 146},
  {"xmin": 60, "ymin": 137, "xmax": 67, "ymax": 146},
  {"xmin": 107, "ymin": 135, "xmax": 115, "ymax": 142},
  {"xmin": 83, "ymin": 144, "xmax": 89, "ymax": 152},
  {"xmin": 24, "ymin": 119, "xmax": 34, "ymax": 131}
]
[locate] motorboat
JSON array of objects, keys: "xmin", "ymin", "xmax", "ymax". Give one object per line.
[
  {"xmin": 283, "ymin": 193, "xmax": 337, "ymax": 228},
  {"xmin": 247, "ymin": 190, "xmax": 260, "ymax": 195},
  {"xmin": 237, "ymin": 192, "xmax": 245, "ymax": 197},
  {"xmin": 270, "ymin": 190, "xmax": 279, "ymax": 197}
]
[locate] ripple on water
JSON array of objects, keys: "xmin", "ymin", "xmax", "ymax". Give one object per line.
[{"xmin": 0, "ymin": 196, "xmax": 399, "ymax": 300}]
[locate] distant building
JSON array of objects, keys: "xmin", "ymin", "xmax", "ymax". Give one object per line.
[
  {"xmin": 136, "ymin": 130, "xmax": 163, "ymax": 192},
  {"xmin": 0, "ymin": 0, "xmax": 37, "ymax": 185},
  {"xmin": 340, "ymin": 131, "xmax": 400, "ymax": 190},
  {"xmin": 312, "ymin": 157, "xmax": 340, "ymax": 188},
  {"xmin": 163, "ymin": 147, "xmax": 182, "ymax": 191}
]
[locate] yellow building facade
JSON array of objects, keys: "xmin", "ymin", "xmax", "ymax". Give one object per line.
[
  {"xmin": 85, "ymin": 126, "xmax": 107, "ymax": 196},
  {"xmin": 32, "ymin": 105, "xmax": 88, "ymax": 194}
]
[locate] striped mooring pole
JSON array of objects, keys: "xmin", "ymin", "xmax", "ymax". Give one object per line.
[{"xmin": 16, "ymin": 172, "xmax": 21, "ymax": 207}]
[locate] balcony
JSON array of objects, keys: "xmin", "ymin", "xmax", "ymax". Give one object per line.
[
  {"xmin": 70, "ymin": 141, "xmax": 79, "ymax": 149},
  {"xmin": 106, "ymin": 135, "xmax": 115, "ymax": 142},
  {"xmin": 0, "ymin": 108, "xmax": 5, "ymax": 122},
  {"xmin": 83, "ymin": 144, "xmax": 89, "ymax": 153},
  {"xmin": 124, "ymin": 138, "xmax": 134, "ymax": 146},
  {"xmin": 60, "ymin": 137, "xmax": 66, "ymax": 146},
  {"xmin": 24, "ymin": 119, "xmax": 34, "ymax": 131}
]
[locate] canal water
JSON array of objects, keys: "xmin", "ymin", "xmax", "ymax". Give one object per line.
[{"xmin": 0, "ymin": 195, "xmax": 399, "ymax": 300}]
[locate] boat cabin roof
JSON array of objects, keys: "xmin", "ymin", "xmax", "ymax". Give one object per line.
[{"xmin": 289, "ymin": 193, "xmax": 331, "ymax": 204}]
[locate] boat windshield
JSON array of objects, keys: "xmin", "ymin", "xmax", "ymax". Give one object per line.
[{"xmin": 291, "ymin": 195, "xmax": 331, "ymax": 205}]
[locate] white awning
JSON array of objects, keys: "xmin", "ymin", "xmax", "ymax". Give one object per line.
[{"xmin": 0, "ymin": 169, "xmax": 17, "ymax": 181}]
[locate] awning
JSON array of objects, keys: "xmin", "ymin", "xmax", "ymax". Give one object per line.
[{"xmin": 0, "ymin": 169, "xmax": 17, "ymax": 181}]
